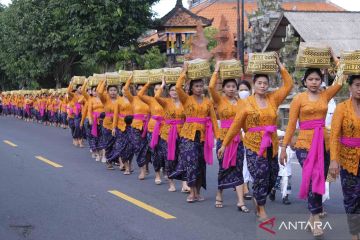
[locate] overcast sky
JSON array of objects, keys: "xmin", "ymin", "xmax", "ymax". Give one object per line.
[{"xmin": 1, "ymin": 0, "xmax": 359, "ymax": 17}]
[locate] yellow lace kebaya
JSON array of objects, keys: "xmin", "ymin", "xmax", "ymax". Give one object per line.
[
  {"xmin": 222, "ymin": 67, "xmax": 293, "ymax": 157},
  {"xmin": 330, "ymin": 99, "xmax": 360, "ymax": 175},
  {"xmin": 175, "ymin": 73, "xmax": 219, "ymax": 142}
]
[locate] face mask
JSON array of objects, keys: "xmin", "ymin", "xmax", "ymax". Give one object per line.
[{"xmin": 239, "ymin": 90, "xmax": 250, "ymax": 99}]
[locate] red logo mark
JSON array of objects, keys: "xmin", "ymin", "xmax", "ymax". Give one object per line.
[{"xmin": 258, "ymin": 217, "xmax": 276, "ymax": 235}]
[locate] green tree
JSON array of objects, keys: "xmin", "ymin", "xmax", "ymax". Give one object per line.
[
  {"xmin": 204, "ymin": 26, "xmax": 219, "ymax": 51},
  {"xmin": 115, "ymin": 45, "xmax": 142, "ymax": 70},
  {"xmin": 0, "ymin": 0, "xmax": 47, "ymax": 89},
  {"xmin": 0, "ymin": 0, "xmax": 159, "ymax": 89},
  {"xmin": 143, "ymin": 46, "xmax": 166, "ymax": 69}
]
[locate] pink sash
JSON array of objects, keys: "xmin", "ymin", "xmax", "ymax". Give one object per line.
[
  {"xmin": 341, "ymin": 137, "xmax": 360, "ymax": 148},
  {"xmin": 133, "ymin": 114, "xmax": 149, "ymax": 138},
  {"xmin": 53, "ymin": 104, "xmax": 59, "ymax": 112},
  {"xmin": 248, "ymin": 125, "xmax": 277, "ymax": 156},
  {"xmin": 298, "ymin": 119, "xmax": 325, "ymax": 199},
  {"xmin": 105, "ymin": 113, "xmax": 114, "ymax": 118},
  {"xmin": 39, "ymin": 103, "xmax": 46, "ymax": 117},
  {"xmin": 91, "ymin": 112, "xmax": 101, "ymax": 137},
  {"xmin": 166, "ymin": 119, "xmax": 184, "ymax": 160},
  {"xmin": 150, "ymin": 115, "xmax": 164, "ymax": 149},
  {"xmin": 67, "ymin": 107, "xmax": 74, "ymax": 116},
  {"xmin": 74, "ymin": 103, "xmax": 82, "ymax": 116},
  {"xmin": 221, "ymin": 119, "xmax": 240, "ymax": 169},
  {"xmin": 185, "ymin": 117, "xmax": 214, "ymax": 165},
  {"xmin": 25, "ymin": 104, "xmax": 30, "ymax": 115}
]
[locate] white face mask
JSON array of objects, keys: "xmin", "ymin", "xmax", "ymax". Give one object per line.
[{"xmin": 239, "ymin": 90, "xmax": 250, "ymax": 99}]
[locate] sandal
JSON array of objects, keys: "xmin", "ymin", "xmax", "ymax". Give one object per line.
[
  {"xmin": 215, "ymin": 199, "xmax": 223, "ymax": 208},
  {"xmin": 311, "ymin": 225, "xmax": 324, "ymax": 239},
  {"xmin": 106, "ymin": 163, "xmax": 115, "ymax": 170},
  {"xmin": 196, "ymin": 196, "xmax": 205, "ymax": 202},
  {"xmin": 308, "ymin": 215, "xmax": 324, "ymax": 239},
  {"xmin": 257, "ymin": 216, "xmax": 270, "ymax": 223},
  {"xmin": 187, "ymin": 196, "xmax": 197, "ymax": 203},
  {"xmin": 181, "ymin": 188, "xmax": 190, "ymax": 193},
  {"xmin": 123, "ymin": 170, "xmax": 131, "ymax": 175},
  {"xmin": 319, "ymin": 211, "xmax": 327, "ymax": 219},
  {"xmin": 244, "ymin": 193, "xmax": 252, "ymax": 200},
  {"xmin": 168, "ymin": 186, "xmax": 176, "ymax": 192},
  {"xmin": 237, "ymin": 204, "xmax": 250, "ymax": 213}
]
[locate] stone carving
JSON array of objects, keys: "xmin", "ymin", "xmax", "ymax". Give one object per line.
[
  {"xmin": 186, "ymin": 21, "xmax": 213, "ymax": 60},
  {"xmin": 246, "ymin": 0, "xmax": 282, "ymax": 52},
  {"xmin": 211, "ymin": 15, "xmax": 236, "ymax": 61}
]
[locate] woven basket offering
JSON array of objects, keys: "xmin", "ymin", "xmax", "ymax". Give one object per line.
[
  {"xmin": 71, "ymin": 76, "xmax": 86, "ymax": 85},
  {"xmin": 58, "ymin": 88, "xmax": 66, "ymax": 94},
  {"xmin": 246, "ymin": 52, "xmax": 278, "ymax": 75},
  {"xmin": 163, "ymin": 67, "xmax": 182, "ymax": 84},
  {"xmin": 295, "ymin": 42, "xmax": 331, "ymax": 69},
  {"xmin": 41, "ymin": 89, "xmax": 49, "ymax": 94},
  {"xmin": 133, "ymin": 70, "xmax": 150, "ymax": 84},
  {"xmin": 88, "ymin": 76, "xmax": 101, "ymax": 87},
  {"xmin": 93, "ymin": 73, "xmax": 106, "ymax": 80},
  {"xmin": 91, "ymin": 74, "xmax": 106, "ymax": 87},
  {"xmin": 104, "ymin": 72, "xmax": 121, "ymax": 86},
  {"xmin": 149, "ymin": 69, "xmax": 164, "ymax": 84},
  {"xmin": 219, "ymin": 59, "xmax": 243, "ymax": 80},
  {"xmin": 118, "ymin": 70, "xmax": 133, "ymax": 83},
  {"xmin": 186, "ymin": 59, "xmax": 211, "ymax": 80},
  {"xmin": 340, "ymin": 50, "xmax": 360, "ymax": 75}
]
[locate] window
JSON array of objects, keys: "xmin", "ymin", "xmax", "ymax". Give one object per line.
[{"xmin": 191, "ymin": 0, "xmax": 206, "ymax": 7}]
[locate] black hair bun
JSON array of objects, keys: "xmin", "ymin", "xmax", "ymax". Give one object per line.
[
  {"xmin": 99, "ymin": 112, "xmax": 106, "ymax": 119},
  {"xmin": 124, "ymin": 115, "xmax": 133, "ymax": 125}
]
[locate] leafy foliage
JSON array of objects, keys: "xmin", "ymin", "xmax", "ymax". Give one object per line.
[
  {"xmin": 143, "ymin": 46, "xmax": 166, "ymax": 69},
  {"xmin": 204, "ymin": 26, "xmax": 219, "ymax": 51},
  {"xmin": 0, "ymin": 0, "xmax": 159, "ymax": 90},
  {"xmin": 115, "ymin": 46, "xmax": 166, "ymax": 70}
]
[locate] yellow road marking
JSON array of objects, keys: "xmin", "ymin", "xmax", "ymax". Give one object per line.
[
  {"xmin": 3, "ymin": 140, "xmax": 17, "ymax": 147},
  {"xmin": 108, "ymin": 190, "xmax": 176, "ymax": 220},
  {"xmin": 35, "ymin": 156, "xmax": 63, "ymax": 168}
]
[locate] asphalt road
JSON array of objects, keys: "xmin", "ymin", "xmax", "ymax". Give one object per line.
[{"xmin": 0, "ymin": 116, "xmax": 352, "ymax": 240}]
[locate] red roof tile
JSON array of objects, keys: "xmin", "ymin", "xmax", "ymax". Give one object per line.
[
  {"xmin": 191, "ymin": 1, "xmax": 344, "ymax": 36},
  {"xmin": 140, "ymin": 1, "xmax": 344, "ymax": 48}
]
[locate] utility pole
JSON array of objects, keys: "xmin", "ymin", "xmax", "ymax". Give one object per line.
[
  {"xmin": 236, "ymin": 0, "xmax": 240, "ymax": 60},
  {"xmin": 237, "ymin": 0, "xmax": 245, "ymax": 73},
  {"xmin": 240, "ymin": 0, "xmax": 245, "ymax": 73}
]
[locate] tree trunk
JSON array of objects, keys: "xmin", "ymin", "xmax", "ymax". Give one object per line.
[{"xmin": 55, "ymin": 77, "xmax": 61, "ymax": 89}]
